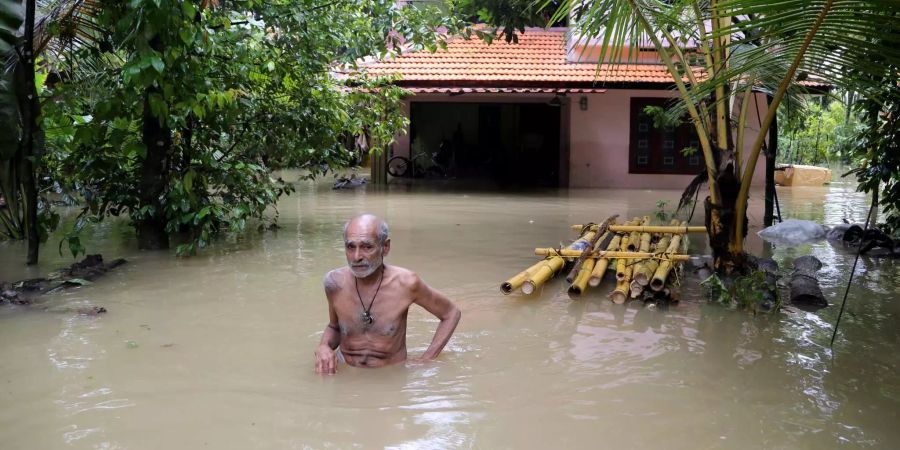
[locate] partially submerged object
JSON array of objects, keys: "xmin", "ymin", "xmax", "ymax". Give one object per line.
[
  {"xmin": 333, "ymin": 173, "xmax": 367, "ymax": 190},
  {"xmin": 502, "ymin": 217, "xmax": 703, "ymax": 303},
  {"xmin": 790, "ymin": 255, "xmax": 827, "ymax": 308},
  {"xmin": 0, "ymin": 254, "xmax": 122, "ymax": 311},
  {"xmin": 758, "ymin": 219, "xmax": 827, "ymax": 246},
  {"xmin": 774, "ymin": 164, "xmax": 832, "ymax": 186}
]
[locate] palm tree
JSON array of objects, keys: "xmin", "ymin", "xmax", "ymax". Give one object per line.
[{"xmin": 543, "ymin": 0, "xmax": 900, "ymax": 272}]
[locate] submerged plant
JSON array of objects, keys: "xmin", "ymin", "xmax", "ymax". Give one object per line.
[
  {"xmin": 654, "ymin": 200, "xmax": 670, "ymax": 223},
  {"xmin": 701, "ymin": 271, "xmax": 780, "ymax": 313}
]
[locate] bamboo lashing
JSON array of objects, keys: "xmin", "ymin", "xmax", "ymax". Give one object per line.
[
  {"xmin": 565, "ymin": 215, "xmax": 617, "ymax": 283},
  {"xmin": 633, "ymin": 219, "xmax": 679, "ymax": 287},
  {"xmin": 633, "ymin": 235, "xmax": 671, "ymax": 286},
  {"xmin": 588, "ymin": 234, "xmax": 621, "ymax": 287},
  {"xmin": 522, "ymin": 227, "xmax": 596, "ymax": 295},
  {"xmin": 571, "ymin": 224, "xmax": 705, "ymax": 234},
  {"xmin": 533, "ymin": 249, "xmax": 690, "ymax": 260},
  {"xmin": 567, "ymin": 257, "xmax": 595, "ymax": 299},
  {"xmin": 626, "ymin": 216, "xmax": 646, "ymax": 252}
]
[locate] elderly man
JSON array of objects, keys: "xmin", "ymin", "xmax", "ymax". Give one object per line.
[{"xmin": 314, "ymin": 214, "xmax": 461, "ymax": 373}]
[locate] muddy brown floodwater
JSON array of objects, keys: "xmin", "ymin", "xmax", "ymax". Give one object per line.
[{"xmin": 1, "ymin": 178, "xmax": 898, "ymax": 449}]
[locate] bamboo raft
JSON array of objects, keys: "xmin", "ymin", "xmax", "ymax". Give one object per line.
[{"xmin": 501, "ymin": 216, "xmax": 703, "ymax": 304}]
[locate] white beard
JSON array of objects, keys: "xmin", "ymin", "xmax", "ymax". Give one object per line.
[{"xmin": 349, "ymin": 258, "xmax": 382, "ymax": 279}]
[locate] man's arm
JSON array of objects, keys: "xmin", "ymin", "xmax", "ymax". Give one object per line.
[
  {"xmin": 315, "ymin": 271, "xmax": 342, "ymax": 374},
  {"xmin": 411, "ymin": 274, "xmax": 461, "ymax": 360}
]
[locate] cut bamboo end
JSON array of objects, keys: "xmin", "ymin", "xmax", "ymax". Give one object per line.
[
  {"xmin": 522, "ymin": 281, "xmax": 537, "ymax": 295},
  {"xmin": 609, "ymin": 282, "xmax": 629, "ymax": 304},
  {"xmin": 568, "ymin": 258, "xmax": 595, "ymax": 300},
  {"xmin": 589, "ymin": 257, "xmax": 611, "ymax": 287},
  {"xmin": 567, "ymin": 284, "xmax": 583, "ymax": 299},
  {"xmin": 522, "ymin": 256, "xmax": 565, "ymax": 295},
  {"xmin": 629, "ymin": 280, "xmax": 643, "ymax": 299},
  {"xmin": 650, "ymin": 260, "xmax": 671, "ymax": 291},
  {"xmin": 634, "ymin": 259, "xmax": 658, "ymax": 286},
  {"xmin": 500, "ymin": 259, "xmax": 548, "ymax": 295}
]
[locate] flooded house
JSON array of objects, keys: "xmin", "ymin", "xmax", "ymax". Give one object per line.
[{"xmin": 362, "ymin": 27, "xmax": 771, "ymax": 188}]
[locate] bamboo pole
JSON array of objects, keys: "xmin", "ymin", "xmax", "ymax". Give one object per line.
[
  {"xmin": 650, "ymin": 221, "xmax": 687, "ymax": 291},
  {"xmin": 534, "ymin": 249, "xmax": 690, "ymax": 260},
  {"xmin": 501, "ymin": 258, "xmax": 551, "ymax": 295},
  {"xmin": 565, "ymin": 215, "xmax": 617, "ymax": 283},
  {"xmin": 567, "ymin": 257, "xmax": 596, "ymax": 299},
  {"xmin": 634, "ymin": 219, "xmax": 679, "ymax": 286},
  {"xmin": 633, "ymin": 234, "xmax": 672, "ymax": 286},
  {"xmin": 610, "ymin": 264, "xmax": 633, "ymax": 304},
  {"xmin": 615, "ymin": 236, "xmax": 631, "ymax": 281},
  {"xmin": 626, "ymin": 217, "xmax": 647, "ymax": 252},
  {"xmin": 629, "ymin": 217, "xmax": 654, "ymax": 297},
  {"xmin": 572, "ymin": 224, "xmax": 706, "ymax": 234},
  {"xmin": 522, "ymin": 257, "xmax": 566, "ymax": 295},
  {"xmin": 523, "ymin": 228, "xmax": 596, "ymax": 295},
  {"xmin": 588, "ymin": 234, "xmax": 621, "ymax": 287}
]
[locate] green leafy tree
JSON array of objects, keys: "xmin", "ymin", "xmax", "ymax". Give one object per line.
[{"xmin": 32, "ymin": 0, "xmax": 456, "ymax": 256}]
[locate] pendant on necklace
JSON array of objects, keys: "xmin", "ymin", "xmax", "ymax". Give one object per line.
[{"xmin": 361, "ymin": 311, "xmax": 374, "ymax": 325}]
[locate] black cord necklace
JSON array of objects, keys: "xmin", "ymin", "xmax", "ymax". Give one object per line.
[{"xmin": 354, "ymin": 266, "xmax": 385, "ymax": 325}]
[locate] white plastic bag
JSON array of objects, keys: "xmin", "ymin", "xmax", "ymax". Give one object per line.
[{"xmin": 757, "ymin": 219, "xmax": 827, "ymax": 246}]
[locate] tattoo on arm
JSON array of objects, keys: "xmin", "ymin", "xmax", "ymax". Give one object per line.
[{"xmin": 323, "ymin": 271, "xmax": 339, "ymax": 294}]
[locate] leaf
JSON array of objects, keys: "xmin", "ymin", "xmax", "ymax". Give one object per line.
[
  {"xmin": 149, "ymin": 55, "xmax": 165, "ymax": 73},
  {"xmin": 183, "ymin": 169, "xmax": 195, "ymax": 192},
  {"xmin": 64, "ymin": 278, "xmax": 93, "ymax": 286},
  {"xmin": 0, "ymin": 0, "xmax": 23, "ymax": 55},
  {"xmin": 179, "ymin": 29, "xmax": 194, "ymax": 45}
]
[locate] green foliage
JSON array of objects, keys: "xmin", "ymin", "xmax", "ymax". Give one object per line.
[
  {"xmin": 35, "ymin": 0, "xmax": 454, "ymax": 255},
  {"xmin": 452, "ymin": 0, "xmax": 564, "ymax": 42},
  {"xmin": 0, "ymin": 0, "xmax": 22, "ymax": 54},
  {"xmin": 777, "ymin": 98, "xmax": 865, "ymax": 166},
  {"xmin": 701, "ymin": 271, "xmax": 779, "ymax": 313},
  {"xmin": 653, "ymin": 200, "xmax": 670, "ymax": 222},
  {"xmin": 848, "ymin": 96, "xmax": 900, "ymax": 235}
]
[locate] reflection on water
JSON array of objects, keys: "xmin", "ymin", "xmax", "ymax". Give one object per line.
[{"xmin": 1, "ymin": 179, "xmax": 899, "ymax": 449}]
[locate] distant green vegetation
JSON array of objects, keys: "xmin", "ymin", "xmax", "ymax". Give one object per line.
[{"xmin": 777, "ymin": 97, "xmax": 865, "ymax": 167}]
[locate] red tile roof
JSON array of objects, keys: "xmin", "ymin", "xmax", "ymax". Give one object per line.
[{"xmin": 361, "ymin": 28, "xmax": 700, "ymax": 87}]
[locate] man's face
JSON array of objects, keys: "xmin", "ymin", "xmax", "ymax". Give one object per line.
[{"xmin": 344, "ymin": 223, "xmax": 389, "ymax": 278}]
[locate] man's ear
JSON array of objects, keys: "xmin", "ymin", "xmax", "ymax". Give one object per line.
[{"xmin": 382, "ymin": 238, "xmax": 391, "ymax": 257}]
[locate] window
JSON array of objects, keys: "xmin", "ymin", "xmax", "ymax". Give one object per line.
[{"xmin": 629, "ymin": 98, "xmax": 703, "ymax": 175}]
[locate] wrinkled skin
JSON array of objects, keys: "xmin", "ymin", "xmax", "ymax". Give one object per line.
[{"xmin": 315, "ymin": 214, "xmax": 461, "ymax": 374}]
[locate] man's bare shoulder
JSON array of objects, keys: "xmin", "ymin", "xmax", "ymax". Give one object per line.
[
  {"xmin": 387, "ymin": 266, "xmax": 422, "ymax": 289},
  {"xmin": 323, "ymin": 268, "xmax": 350, "ymax": 295}
]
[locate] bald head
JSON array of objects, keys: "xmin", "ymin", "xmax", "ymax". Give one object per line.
[{"xmin": 343, "ymin": 214, "xmax": 389, "ymax": 246}]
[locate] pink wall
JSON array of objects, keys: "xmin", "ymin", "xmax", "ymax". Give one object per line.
[
  {"xmin": 569, "ymin": 89, "xmax": 767, "ymax": 189},
  {"xmin": 391, "ymin": 91, "xmax": 768, "ymax": 190}
]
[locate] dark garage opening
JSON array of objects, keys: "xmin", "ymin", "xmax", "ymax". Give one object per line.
[{"xmin": 408, "ymin": 102, "xmax": 563, "ymax": 187}]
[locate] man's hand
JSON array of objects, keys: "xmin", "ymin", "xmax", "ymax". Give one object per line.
[{"xmin": 314, "ymin": 344, "xmax": 337, "ymax": 374}]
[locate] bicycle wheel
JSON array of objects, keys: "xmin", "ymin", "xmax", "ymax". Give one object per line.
[{"xmin": 387, "ymin": 156, "xmax": 411, "ymax": 178}]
